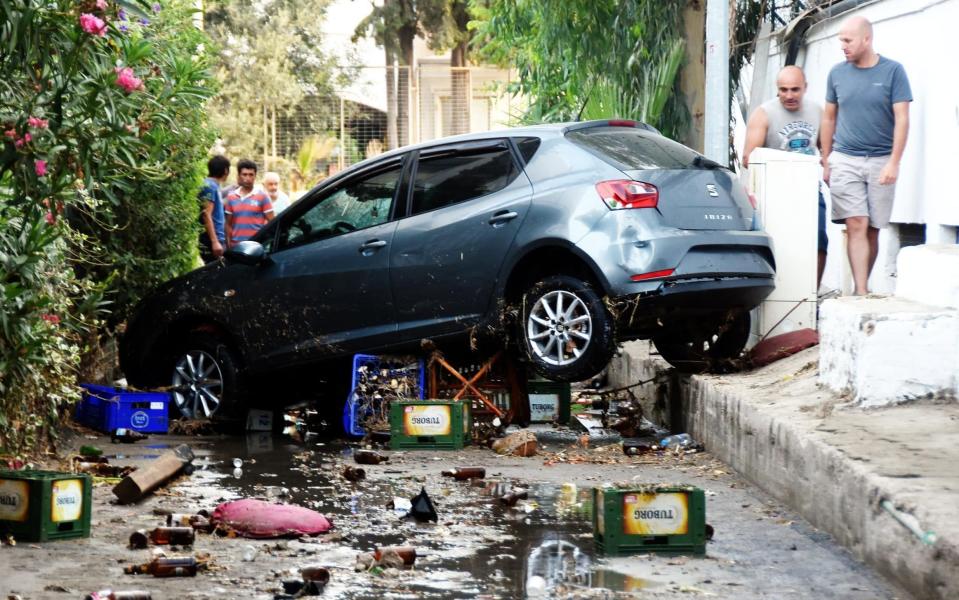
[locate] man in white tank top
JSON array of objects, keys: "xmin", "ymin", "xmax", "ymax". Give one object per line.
[{"xmin": 744, "ymin": 66, "xmax": 827, "ymax": 288}]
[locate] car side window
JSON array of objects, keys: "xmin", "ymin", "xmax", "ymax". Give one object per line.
[
  {"xmin": 410, "ymin": 144, "xmax": 518, "ymax": 216},
  {"xmin": 275, "ymin": 164, "xmax": 402, "ymax": 252}
]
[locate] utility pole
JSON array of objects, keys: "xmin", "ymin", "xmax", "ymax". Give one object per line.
[{"xmin": 704, "ymin": 0, "xmax": 729, "ymax": 165}]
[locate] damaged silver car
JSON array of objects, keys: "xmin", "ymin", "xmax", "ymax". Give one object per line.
[{"xmin": 120, "ymin": 120, "xmax": 774, "ymax": 419}]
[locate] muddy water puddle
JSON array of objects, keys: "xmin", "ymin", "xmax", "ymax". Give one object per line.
[{"xmin": 188, "ymin": 435, "xmax": 665, "ymax": 599}]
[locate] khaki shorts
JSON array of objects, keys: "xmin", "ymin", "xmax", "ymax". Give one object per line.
[{"xmin": 827, "ymin": 151, "xmax": 896, "ymax": 228}]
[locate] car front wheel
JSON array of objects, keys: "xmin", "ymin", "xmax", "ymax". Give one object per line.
[
  {"xmin": 518, "ymin": 275, "xmax": 616, "ymax": 382},
  {"xmin": 170, "ymin": 334, "xmax": 240, "ymax": 420}
]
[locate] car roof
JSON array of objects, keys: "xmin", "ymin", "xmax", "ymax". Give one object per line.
[{"xmin": 342, "ymin": 119, "xmax": 655, "ymax": 173}]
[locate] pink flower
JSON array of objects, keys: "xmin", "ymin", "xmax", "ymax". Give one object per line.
[
  {"xmin": 96, "ymin": 0, "xmax": 108, "ymax": 9},
  {"xmin": 41, "ymin": 313, "xmax": 60, "ymax": 325},
  {"xmin": 45, "ymin": 212, "xmax": 56, "ymax": 225},
  {"xmin": 4, "ymin": 129, "xmax": 15, "ymax": 139},
  {"xmin": 79, "ymin": 13, "xmax": 107, "ymax": 37},
  {"xmin": 34, "ymin": 160, "xmax": 47, "ymax": 177},
  {"xmin": 27, "ymin": 116, "xmax": 48, "ymax": 129},
  {"xmin": 14, "ymin": 133, "xmax": 31, "ymax": 148},
  {"xmin": 114, "ymin": 67, "xmax": 144, "ymax": 93}
]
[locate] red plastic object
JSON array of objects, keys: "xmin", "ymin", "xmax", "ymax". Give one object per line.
[
  {"xmin": 748, "ymin": 328, "xmax": 819, "ymax": 368},
  {"xmin": 212, "ymin": 498, "xmax": 333, "ymax": 538}
]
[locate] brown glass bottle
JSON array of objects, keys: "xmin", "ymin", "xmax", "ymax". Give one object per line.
[
  {"xmin": 300, "ymin": 566, "xmax": 331, "ymax": 584},
  {"xmin": 353, "ymin": 450, "xmax": 388, "ymax": 465},
  {"xmin": 124, "ymin": 556, "xmax": 198, "ymax": 577},
  {"xmin": 165, "ymin": 513, "xmax": 193, "ymax": 526},
  {"xmin": 441, "ymin": 467, "xmax": 486, "ymax": 480},
  {"xmin": 148, "ymin": 526, "xmax": 195, "ymax": 546},
  {"xmin": 189, "ymin": 515, "xmax": 214, "ymax": 533},
  {"xmin": 85, "ymin": 591, "xmax": 152, "ymax": 600},
  {"xmin": 111, "ymin": 428, "xmax": 148, "ymax": 443},
  {"xmin": 373, "ymin": 546, "xmax": 417, "ymax": 566},
  {"xmin": 342, "ymin": 466, "xmax": 366, "ymax": 481},
  {"xmin": 498, "ymin": 489, "xmax": 529, "ymax": 507},
  {"xmin": 128, "ymin": 529, "xmax": 149, "ymax": 549}
]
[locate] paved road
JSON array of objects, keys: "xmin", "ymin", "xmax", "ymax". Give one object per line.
[{"xmin": 1, "ymin": 432, "xmax": 909, "ymax": 599}]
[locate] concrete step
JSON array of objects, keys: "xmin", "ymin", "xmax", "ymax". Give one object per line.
[{"xmin": 819, "ymin": 296, "xmax": 958, "ymax": 407}]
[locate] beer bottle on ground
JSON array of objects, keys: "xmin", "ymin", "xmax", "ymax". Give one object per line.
[
  {"xmin": 124, "ymin": 556, "xmax": 198, "ymax": 577},
  {"xmin": 441, "ymin": 467, "xmax": 486, "ymax": 480},
  {"xmin": 111, "ymin": 428, "xmax": 148, "ymax": 444},
  {"xmin": 148, "ymin": 527, "xmax": 195, "ymax": 546}
]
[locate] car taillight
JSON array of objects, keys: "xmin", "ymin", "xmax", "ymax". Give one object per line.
[{"xmin": 596, "ymin": 180, "xmax": 659, "ymax": 210}]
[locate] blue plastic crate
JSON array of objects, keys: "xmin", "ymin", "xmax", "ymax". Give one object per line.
[
  {"xmin": 343, "ymin": 354, "xmax": 425, "ymax": 437},
  {"xmin": 76, "ymin": 384, "xmax": 169, "ymax": 434}
]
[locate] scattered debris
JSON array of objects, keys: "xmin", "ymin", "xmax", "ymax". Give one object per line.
[
  {"xmin": 84, "ymin": 591, "xmax": 152, "ymax": 600},
  {"xmin": 112, "ymin": 444, "xmax": 195, "ymax": 504},
  {"xmin": 492, "ymin": 430, "xmax": 538, "ymax": 457},
  {"xmin": 406, "ymin": 487, "xmax": 438, "ymax": 523},
  {"xmin": 498, "ymin": 489, "xmax": 529, "ymax": 507}
]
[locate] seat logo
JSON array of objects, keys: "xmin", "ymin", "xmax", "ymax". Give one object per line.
[{"xmin": 705, "ymin": 184, "xmax": 719, "ymax": 197}]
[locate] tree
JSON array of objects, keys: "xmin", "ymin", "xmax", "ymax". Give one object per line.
[
  {"xmin": 469, "ymin": 0, "xmax": 689, "ymax": 139},
  {"xmin": 353, "ymin": 0, "xmax": 418, "ymax": 149},
  {"xmin": 205, "ymin": 0, "xmax": 346, "ymax": 164},
  {"xmin": 0, "ymin": 0, "xmax": 215, "ymax": 452},
  {"xmin": 420, "ymin": 0, "xmax": 473, "ymax": 134}
]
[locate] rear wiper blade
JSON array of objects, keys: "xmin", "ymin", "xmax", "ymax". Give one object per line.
[{"xmin": 692, "ymin": 155, "xmax": 726, "ymax": 170}]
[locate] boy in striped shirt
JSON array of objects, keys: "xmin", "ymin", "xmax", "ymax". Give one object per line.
[{"xmin": 225, "ymin": 158, "xmax": 274, "ymax": 247}]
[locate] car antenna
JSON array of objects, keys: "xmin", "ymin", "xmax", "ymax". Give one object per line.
[{"xmin": 575, "ymin": 82, "xmax": 594, "ymax": 122}]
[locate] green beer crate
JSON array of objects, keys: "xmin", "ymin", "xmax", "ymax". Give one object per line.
[
  {"xmin": 0, "ymin": 470, "xmax": 93, "ymax": 542},
  {"xmin": 593, "ymin": 484, "xmax": 706, "ymax": 556},
  {"xmin": 390, "ymin": 400, "xmax": 470, "ymax": 450}
]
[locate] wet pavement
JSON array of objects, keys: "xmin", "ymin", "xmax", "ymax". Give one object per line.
[{"xmin": 1, "ymin": 429, "xmax": 911, "ymax": 599}]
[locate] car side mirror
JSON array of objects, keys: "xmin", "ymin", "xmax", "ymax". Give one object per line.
[{"xmin": 224, "ymin": 241, "xmax": 265, "ymax": 265}]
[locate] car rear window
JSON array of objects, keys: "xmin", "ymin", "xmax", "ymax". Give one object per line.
[{"xmin": 566, "ymin": 127, "xmax": 706, "ymax": 170}]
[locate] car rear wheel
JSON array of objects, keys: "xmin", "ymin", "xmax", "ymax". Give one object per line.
[
  {"xmin": 653, "ymin": 311, "xmax": 750, "ymax": 373},
  {"xmin": 170, "ymin": 334, "xmax": 240, "ymax": 420},
  {"xmin": 518, "ymin": 275, "xmax": 616, "ymax": 382}
]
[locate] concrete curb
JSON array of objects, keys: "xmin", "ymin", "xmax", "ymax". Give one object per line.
[{"xmin": 608, "ymin": 342, "xmax": 958, "ymax": 600}]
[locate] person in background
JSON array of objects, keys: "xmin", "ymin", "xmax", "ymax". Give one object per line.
[
  {"xmin": 224, "ymin": 159, "xmax": 274, "ymax": 247},
  {"xmin": 198, "ymin": 155, "xmax": 230, "ymax": 263},
  {"xmin": 262, "ymin": 171, "xmax": 291, "ymax": 214},
  {"xmin": 744, "ymin": 65, "xmax": 827, "ymax": 289},
  {"xmin": 820, "ymin": 16, "xmax": 911, "ymax": 295}
]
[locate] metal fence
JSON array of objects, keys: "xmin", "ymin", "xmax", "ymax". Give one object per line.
[{"xmin": 256, "ymin": 65, "xmax": 522, "ymax": 195}]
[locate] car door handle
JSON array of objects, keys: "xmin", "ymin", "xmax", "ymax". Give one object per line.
[
  {"xmin": 359, "ymin": 239, "xmax": 387, "ymax": 253},
  {"xmin": 488, "ymin": 210, "xmax": 518, "ymax": 226}
]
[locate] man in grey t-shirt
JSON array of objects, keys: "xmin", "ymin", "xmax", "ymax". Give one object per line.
[
  {"xmin": 821, "ymin": 16, "xmax": 912, "ymax": 295},
  {"xmin": 744, "ymin": 65, "xmax": 827, "ymax": 288}
]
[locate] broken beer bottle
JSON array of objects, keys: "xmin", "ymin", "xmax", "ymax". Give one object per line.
[
  {"xmin": 124, "ymin": 556, "xmax": 198, "ymax": 577},
  {"xmin": 441, "ymin": 467, "xmax": 486, "ymax": 480},
  {"xmin": 342, "ymin": 466, "xmax": 366, "ymax": 481},
  {"xmin": 498, "ymin": 489, "xmax": 529, "ymax": 507}
]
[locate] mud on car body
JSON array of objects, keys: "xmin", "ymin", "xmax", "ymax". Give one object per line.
[{"xmin": 120, "ymin": 120, "xmax": 775, "ymax": 420}]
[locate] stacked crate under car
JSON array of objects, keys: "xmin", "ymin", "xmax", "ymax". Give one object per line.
[
  {"xmin": 344, "ymin": 354, "xmax": 425, "ymax": 437},
  {"xmin": 427, "ymin": 354, "xmax": 530, "ymax": 427}
]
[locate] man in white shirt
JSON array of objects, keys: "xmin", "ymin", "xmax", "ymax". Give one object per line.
[{"xmin": 263, "ymin": 171, "xmax": 291, "ymax": 214}]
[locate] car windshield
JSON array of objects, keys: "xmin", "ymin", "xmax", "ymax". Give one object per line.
[{"xmin": 566, "ymin": 127, "xmax": 708, "ymax": 170}]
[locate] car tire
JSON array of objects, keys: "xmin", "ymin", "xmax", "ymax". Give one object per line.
[
  {"xmin": 518, "ymin": 275, "xmax": 616, "ymax": 382},
  {"xmin": 653, "ymin": 311, "xmax": 751, "ymax": 373},
  {"xmin": 169, "ymin": 333, "xmax": 242, "ymax": 421}
]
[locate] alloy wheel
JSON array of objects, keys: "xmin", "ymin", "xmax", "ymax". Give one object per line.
[
  {"xmin": 171, "ymin": 350, "xmax": 224, "ymax": 419},
  {"xmin": 526, "ymin": 289, "xmax": 593, "ymax": 366}
]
